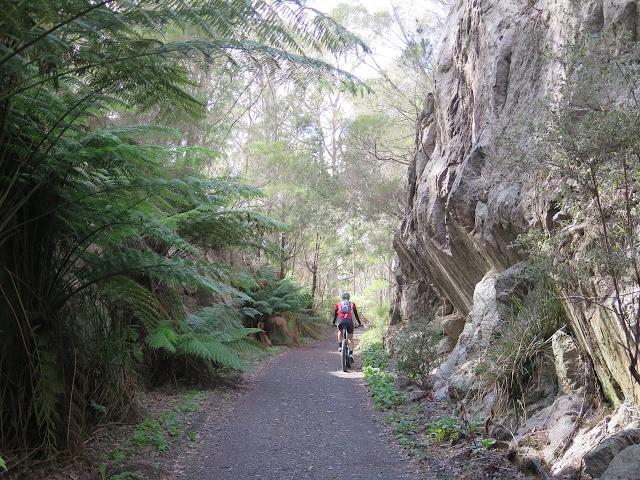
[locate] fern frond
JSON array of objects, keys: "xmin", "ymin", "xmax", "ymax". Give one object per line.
[
  {"xmin": 177, "ymin": 334, "xmax": 244, "ymax": 370},
  {"xmin": 146, "ymin": 322, "xmax": 179, "ymax": 353}
]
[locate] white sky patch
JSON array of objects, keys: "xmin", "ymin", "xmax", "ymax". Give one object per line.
[{"xmin": 309, "ymin": 0, "xmax": 449, "ymax": 79}]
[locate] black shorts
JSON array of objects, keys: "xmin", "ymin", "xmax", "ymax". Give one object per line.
[{"xmin": 338, "ymin": 318, "xmax": 354, "ymax": 334}]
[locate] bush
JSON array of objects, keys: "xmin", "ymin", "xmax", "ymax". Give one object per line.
[{"xmin": 389, "ymin": 318, "xmax": 438, "ymax": 386}]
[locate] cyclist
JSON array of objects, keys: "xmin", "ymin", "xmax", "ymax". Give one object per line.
[{"xmin": 332, "ymin": 292, "xmax": 362, "ymax": 356}]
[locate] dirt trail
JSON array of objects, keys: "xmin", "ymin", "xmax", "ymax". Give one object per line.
[{"xmin": 174, "ymin": 331, "xmax": 422, "ymax": 480}]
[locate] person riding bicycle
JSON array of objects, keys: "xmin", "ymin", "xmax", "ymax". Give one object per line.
[{"xmin": 332, "ymin": 292, "xmax": 362, "ymax": 356}]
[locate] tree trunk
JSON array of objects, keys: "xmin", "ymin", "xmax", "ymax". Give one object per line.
[
  {"xmin": 311, "ymin": 233, "xmax": 320, "ymax": 300},
  {"xmin": 352, "ymin": 249, "xmax": 356, "ymax": 296},
  {"xmin": 279, "ymin": 232, "xmax": 286, "ymax": 278}
]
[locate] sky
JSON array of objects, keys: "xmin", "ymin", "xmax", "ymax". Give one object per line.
[
  {"xmin": 310, "ymin": 0, "xmax": 414, "ymax": 11},
  {"xmin": 308, "ymin": 0, "xmax": 449, "ymax": 78}
]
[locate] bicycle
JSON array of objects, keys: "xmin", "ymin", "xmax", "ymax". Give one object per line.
[
  {"xmin": 340, "ymin": 332, "xmax": 353, "ymax": 372},
  {"xmin": 339, "ymin": 324, "xmax": 360, "ymax": 372}
]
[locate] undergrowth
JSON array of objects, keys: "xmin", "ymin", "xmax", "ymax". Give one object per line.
[
  {"xmin": 360, "ymin": 323, "xmax": 497, "ymax": 461},
  {"xmin": 100, "ymin": 390, "xmax": 206, "ymax": 478},
  {"xmin": 392, "ymin": 317, "xmax": 438, "ymax": 386},
  {"xmin": 360, "ymin": 330, "xmax": 400, "ymax": 410},
  {"xmin": 0, "ymin": 0, "xmax": 364, "ymax": 463},
  {"xmin": 363, "ymin": 366, "xmax": 403, "ymax": 410}
]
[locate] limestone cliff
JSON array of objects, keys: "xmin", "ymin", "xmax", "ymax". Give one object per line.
[{"xmin": 393, "ymin": 0, "xmax": 640, "ymax": 473}]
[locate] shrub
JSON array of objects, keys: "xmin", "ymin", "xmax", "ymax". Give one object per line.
[
  {"xmin": 498, "ymin": 31, "xmax": 640, "ymax": 392},
  {"xmin": 389, "ymin": 318, "xmax": 438, "ymax": 386},
  {"xmin": 476, "ymin": 282, "xmax": 565, "ymax": 416}
]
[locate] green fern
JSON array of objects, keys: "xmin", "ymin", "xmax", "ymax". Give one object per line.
[
  {"xmin": 242, "ymin": 266, "xmax": 322, "ymax": 339},
  {"xmin": 146, "ymin": 322, "xmax": 180, "ymax": 354},
  {"xmin": 146, "ymin": 306, "xmax": 262, "ymax": 370}
]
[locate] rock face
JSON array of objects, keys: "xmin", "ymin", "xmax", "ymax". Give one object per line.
[
  {"xmin": 432, "ymin": 263, "xmax": 533, "ymax": 401},
  {"xmin": 395, "ymin": 0, "xmax": 640, "ymax": 407},
  {"xmin": 552, "ymin": 403, "xmax": 640, "ymax": 476},
  {"xmin": 552, "ymin": 330, "xmax": 585, "ymax": 394},
  {"xmin": 599, "ymin": 444, "xmax": 640, "ymax": 480},
  {"xmin": 584, "ymin": 429, "xmax": 640, "ymax": 478},
  {"xmin": 393, "ymin": 0, "xmax": 640, "ymax": 473}
]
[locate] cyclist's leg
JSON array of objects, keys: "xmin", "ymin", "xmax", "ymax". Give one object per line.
[
  {"xmin": 347, "ymin": 320, "xmax": 355, "ymax": 352},
  {"xmin": 337, "ymin": 320, "xmax": 345, "ymax": 350}
]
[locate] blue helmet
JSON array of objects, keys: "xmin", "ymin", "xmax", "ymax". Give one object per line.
[{"xmin": 341, "ymin": 292, "xmax": 350, "ymax": 300}]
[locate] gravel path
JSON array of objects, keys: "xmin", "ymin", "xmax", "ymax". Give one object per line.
[{"xmin": 176, "ymin": 331, "xmax": 421, "ymax": 480}]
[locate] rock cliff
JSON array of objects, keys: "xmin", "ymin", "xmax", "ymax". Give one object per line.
[{"xmin": 393, "ymin": 0, "xmax": 640, "ymax": 474}]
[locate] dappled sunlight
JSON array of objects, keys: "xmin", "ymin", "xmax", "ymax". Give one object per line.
[{"xmin": 329, "ymin": 369, "xmax": 364, "ymax": 379}]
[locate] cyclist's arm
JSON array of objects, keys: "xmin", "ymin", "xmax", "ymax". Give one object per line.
[
  {"xmin": 353, "ymin": 304, "xmax": 362, "ymax": 326},
  {"xmin": 332, "ymin": 306, "xmax": 338, "ymax": 325}
]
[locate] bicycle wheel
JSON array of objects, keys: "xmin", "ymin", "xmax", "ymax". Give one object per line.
[{"xmin": 341, "ymin": 338, "xmax": 349, "ymax": 372}]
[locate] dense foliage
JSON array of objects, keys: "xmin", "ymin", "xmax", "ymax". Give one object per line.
[
  {"xmin": 0, "ymin": 0, "xmax": 367, "ymax": 461},
  {"xmin": 220, "ymin": 4, "xmax": 437, "ymax": 312}
]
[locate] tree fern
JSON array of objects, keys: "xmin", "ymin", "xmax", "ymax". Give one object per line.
[
  {"xmin": 146, "ymin": 322, "xmax": 180, "ymax": 353},
  {"xmin": 242, "ymin": 266, "xmax": 321, "ymax": 340},
  {"xmin": 146, "ymin": 305, "xmax": 263, "ymax": 370}
]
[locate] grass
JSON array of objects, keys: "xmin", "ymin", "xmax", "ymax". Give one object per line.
[
  {"xmin": 108, "ymin": 472, "xmax": 144, "ymax": 480},
  {"xmin": 243, "ymin": 345, "xmax": 286, "ymax": 372},
  {"xmin": 177, "ymin": 391, "xmax": 205, "ymax": 414},
  {"xmin": 358, "ymin": 322, "xmax": 384, "ymax": 354},
  {"xmin": 99, "ymin": 464, "xmax": 143, "ymax": 480},
  {"xmin": 102, "ymin": 388, "xmax": 208, "ymax": 475},
  {"xmin": 475, "ymin": 284, "xmax": 564, "ymax": 416},
  {"xmin": 131, "ymin": 417, "xmax": 170, "ymax": 452}
]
